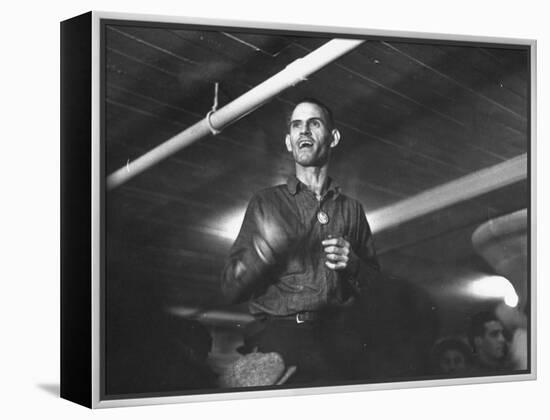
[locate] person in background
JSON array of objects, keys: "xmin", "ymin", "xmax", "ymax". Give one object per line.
[
  {"xmin": 468, "ymin": 310, "xmax": 509, "ymax": 373},
  {"xmin": 495, "ymin": 302, "xmax": 528, "ymax": 370},
  {"xmin": 430, "ymin": 337, "xmax": 473, "ymax": 376}
]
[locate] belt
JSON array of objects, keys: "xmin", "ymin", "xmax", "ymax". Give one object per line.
[
  {"xmin": 295, "ymin": 311, "xmax": 319, "ymax": 323},
  {"xmin": 268, "ymin": 311, "xmax": 320, "ymax": 324}
]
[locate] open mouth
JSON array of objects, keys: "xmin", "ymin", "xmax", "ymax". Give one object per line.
[{"xmin": 298, "ymin": 139, "xmax": 314, "ymax": 149}]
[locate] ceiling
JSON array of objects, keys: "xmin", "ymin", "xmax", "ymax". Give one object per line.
[{"xmin": 103, "ymin": 21, "xmax": 530, "ymax": 336}]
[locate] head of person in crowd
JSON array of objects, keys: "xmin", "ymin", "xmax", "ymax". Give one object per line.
[
  {"xmin": 430, "ymin": 337, "xmax": 473, "ymax": 375},
  {"xmin": 468, "ymin": 311, "xmax": 508, "ymax": 370}
]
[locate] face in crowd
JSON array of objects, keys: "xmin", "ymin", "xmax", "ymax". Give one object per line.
[
  {"xmin": 475, "ymin": 319, "xmax": 507, "ymax": 362},
  {"xmin": 439, "ymin": 348, "xmax": 467, "ymax": 374}
]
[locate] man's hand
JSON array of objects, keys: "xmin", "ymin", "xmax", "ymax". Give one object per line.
[{"xmin": 322, "ymin": 236, "xmax": 356, "ymax": 270}]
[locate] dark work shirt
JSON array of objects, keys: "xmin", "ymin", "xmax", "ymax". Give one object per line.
[{"xmin": 221, "ymin": 176, "xmax": 380, "ymax": 316}]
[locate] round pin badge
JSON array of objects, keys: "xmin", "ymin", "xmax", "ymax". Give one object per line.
[{"xmin": 317, "ymin": 210, "xmax": 329, "ymax": 225}]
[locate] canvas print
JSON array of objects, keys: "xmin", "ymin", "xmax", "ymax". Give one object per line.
[{"xmin": 102, "ymin": 19, "xmax": 531, "ymax": 400}]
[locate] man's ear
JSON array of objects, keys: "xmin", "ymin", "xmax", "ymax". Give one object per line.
[
  {"xmin": 285, "ymin": 134, "xmax": 292, "ymax": 152},
  {"xmin": 330, "ymin": 128, "xmax": 341, "ymax": 148}
]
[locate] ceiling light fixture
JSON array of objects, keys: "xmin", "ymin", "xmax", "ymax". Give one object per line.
[{"xmin": 468, "ymin": 275, "xmax": 519, "ymax": 308}]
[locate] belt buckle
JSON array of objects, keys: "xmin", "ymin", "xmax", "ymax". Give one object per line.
[{"xmin": 295, "ymin": 312, "xmax": 306, "ymax": 324}]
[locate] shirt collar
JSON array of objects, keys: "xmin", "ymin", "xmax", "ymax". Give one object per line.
[
  {"xmin": 286, "ymin": 175, "xmax": 341, "ymax": 199},
  {"xmin": 286, "ymin": 175, "xmax": 300, "ymax": 195}
]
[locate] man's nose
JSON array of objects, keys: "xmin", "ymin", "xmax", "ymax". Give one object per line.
[{"xmin": 300, "ymin": 122, "xmax": 311, "ymax": 133}]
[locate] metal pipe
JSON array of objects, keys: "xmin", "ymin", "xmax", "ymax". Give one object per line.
[
  {"xmin": 369, "ymin": 154, "xmax": 528, "ymax": 233},
  {"xmin": 107, "ymin": 38, "xmax": 364, "ymax": 190}
]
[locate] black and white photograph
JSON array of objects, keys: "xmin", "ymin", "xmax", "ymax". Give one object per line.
[
  {"xmin": 5, "ymin": 0, "xmax": 550, "ymax": 418},
  {"xmin": 98, "ymin": 15, "xmax": 533, "ymax": 402}
]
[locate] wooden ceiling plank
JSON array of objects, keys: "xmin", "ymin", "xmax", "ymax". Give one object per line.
[
  {"xmin": 339, "ymin": 120, "xmax": 465, "ymax": 171},
  {"xmin": 350, "ymin": 42, "xmax": 528, "ymax": 148},
  {"xmin": 106, "ymin": 46, "xmax": 179, "ymax": 78},
  {"xmin": 220, "ymin": 32, "xmax": 285, "ymax": 57},
  {"xmin": 107, "ymin": 26, "xmax": 199, "ymax": 65},
  {"xmin": 106, "ymin": 26, "xmax": 193, "ymax": 76},
  {"xmin": 336, "ymin": 60, "xmax": 465, "ymax": 127},
  {"xmin": 360, "ymin": 43, "xmax": 528, "ymax": 141},
  {"xmin": 382, "ymin": 42, "xmax": 527, "ymax": 121},
  {"xmin": 355, "ymin": 42, "xmax": 516, "ymax": 125},
  {"xmin": 106, "ymin": 78, "xmax": 200, "ymax": 118},
  {"xmin": 477, "ymin": 47, "xmax": 529, "ymax": 96},
  {"xmin": 466, "ymin": 47, "xmax": 528, "ymax": 104},
  {"xmin": 421, "ymin": 43, "xmax": 528, "ymax": 105}
]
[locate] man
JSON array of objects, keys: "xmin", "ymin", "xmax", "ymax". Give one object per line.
[
  {"xmin": 468, "ymin": 311, "xmax": 509, "ymax": 373},
  {"xmin": 221, "ymin": 98, "xmax": 380, "ymax": 383}
]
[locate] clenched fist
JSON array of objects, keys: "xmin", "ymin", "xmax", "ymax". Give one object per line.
[{"xmin": 322, "ymin": 236, "xmax": 357, "ymax": 271}]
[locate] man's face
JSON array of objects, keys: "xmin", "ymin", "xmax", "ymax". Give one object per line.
[
  {"xmin": 285, "ymin": 102, "xmax": 339, "ymax": 167},
  {"xmin": 476, "ymin": 320, "xmax": 507, "ymax": 361}
]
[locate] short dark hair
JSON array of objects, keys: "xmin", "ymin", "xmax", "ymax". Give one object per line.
[
  {"xmin": 430, "ymin": 337, "xmax": 473, "ymax": 370},
  {"xmin": 468, "ymin": 311, "xmax": 500, "ymax": 349},
  {"xmin": 287, "ymin": 97, "xmax": 335, "ymax": 130}
]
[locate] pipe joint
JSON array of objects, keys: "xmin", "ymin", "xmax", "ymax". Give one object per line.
[{"xmin": 206, "ymin": 110, "xmax": 222, "ymax": 135}]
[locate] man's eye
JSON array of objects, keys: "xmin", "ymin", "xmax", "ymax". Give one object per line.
[{"xmin": 310, "ymin": 120, "xmax": 321, "ymax": 128}]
